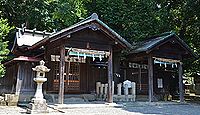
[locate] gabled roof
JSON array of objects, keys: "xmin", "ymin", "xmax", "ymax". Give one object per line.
[
  {"xmin": 16, "ymin": 28, "xmax": 52, "ymax": 46},
  {"xmin": 30, "ymin": 13, "xmax": 132, "ymax": 50},
  {"xmin": 12, "ymin": 28, "xmax": 52, "ymax": 53},
  {"xmin": 131, "ymin": 32, "xmax": 198, "ymax": 58}
]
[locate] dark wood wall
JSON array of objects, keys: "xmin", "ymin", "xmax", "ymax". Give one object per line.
[
  {"xmin": 88, "ymin": 65, "xmax": 107, "ymax": 93},
  {"xmin": 17, "ymin": 62, "xmax": 36, "ymax": 93},
  {"xmin": 0, "ymin": 64, "xmax": 17, "ymax": 94},
  {"xmin": 1, "ymin": 62, "xmax": 36, "ymax": 94},
  {"xmin": 153, "ymin": 65, "xmax": 178, "ymax": 96},
  {"xmin": 126, "ymin": 68, "xmax": 148, "ymax": 94}
]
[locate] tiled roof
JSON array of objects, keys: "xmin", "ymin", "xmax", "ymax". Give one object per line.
[
  {"xmin": 14, "ymin": 28, "xmax": 52, "ymax": 46},
  {"xmin": 130, "ymin": 32, "xmax": 198, "ymax": 58},
  {"xmin": 32, "ymin": 13, "xmax": 132, "ymax": 49},
  {"xmin": 131, "ymin": 32, "xmax": 173, "ymax": 53}
]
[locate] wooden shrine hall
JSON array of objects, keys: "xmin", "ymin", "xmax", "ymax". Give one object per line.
[
  {"xmin": 0, "ymin": 13, "xmax": 197, "ymax": 104},
  {"xmin": 125, "ymin": 32, "xmax": 197, "ymax": 102}
]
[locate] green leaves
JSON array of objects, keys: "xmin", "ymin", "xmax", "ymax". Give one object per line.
[
  {"xmin": 0, "ymin": 18, "xmax": 13, "ymax": 77},
  {"xmin": 86, "ymin": 0, "xmax": 200, "ymax": 76},
  {"xmin": 51, "ymin": 0, "xmax": 89, "ymax": 30},
  {"xmin": 0, "ymin": 0, "xmax": 199, "ymax": 76}
]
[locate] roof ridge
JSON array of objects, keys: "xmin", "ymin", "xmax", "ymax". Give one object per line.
[
  {"xmin": 72, "ymin": 13, "xmax": 98, "ymax": 27},
  {"xmin": 145, "ymin": 31, "xmax": 174, "ymax": 41}
]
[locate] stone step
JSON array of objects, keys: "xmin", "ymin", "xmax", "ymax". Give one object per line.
[
  {"xmin": 136, "ymin": 95, "xmax": 148, "ymax": 101},
  {"xmin": 64, "ymin": 97, "xmax": 89, "ymax": 104},
  {"xmin": 44, "ymin": 94, "xmax": 95, "ymax": 104}
]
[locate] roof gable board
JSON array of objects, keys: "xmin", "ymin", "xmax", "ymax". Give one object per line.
[{"xmin": 31, "ymin": 13, "xmax": 132, "ymax": 50}]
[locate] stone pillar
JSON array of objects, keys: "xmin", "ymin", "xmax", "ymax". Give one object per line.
[
  {"xmin": 104, "ymin": 83, "xmax": 108, "ymax": 100},
  {"xmin": 117, "ymin": 83, "xmax": 122, "ymax": 96},
  {"xmin": 100, "ymin": 84, "xmax": 105, "ymax": 98},
  {"xmin": 112, "ymin": 81, "xmax": 115, "ymax": 95},
  {"xmin": 104, "ymin": 84, "xmax": 108, "ymax": 95},
  {"xmin": 96, "ymin": 82, "xmax": 101, "ymax": 96},
  {"xmin": 124, "ymin": 84, "xmax": 129, "ymax": 101},
  {"xmin": 131, "ymin": 82, "xmax": 136, "ymax": 101},
  {"xmin": 27, "ymin": 60, "xmax": 50, "ymax": 114}
]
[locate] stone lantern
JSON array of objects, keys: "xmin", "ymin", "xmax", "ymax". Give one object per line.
[{"xmin": 27, "ymin": 60, "xmax": 50, "ymax": 114}]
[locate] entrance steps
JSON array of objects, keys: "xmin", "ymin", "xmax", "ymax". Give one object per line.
[
  {"xmin": 136, "ymin": 95, "xmax": 148, "ymax": 101},
  {"xmin": 44, "ymin": 94, "xmax": 96, "ymax": 104}
]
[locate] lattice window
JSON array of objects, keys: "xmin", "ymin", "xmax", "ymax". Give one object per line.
[
  {"xmin": 53, "ymin": 62, "xmax": 59, "ymax": 91},
  {"xmin": 52, "ymin": 62, "xmax": 80, "ymax": 92},
  {"xmin": 67, "ymin": 63, "xmax": 80, "ymax": 91}
]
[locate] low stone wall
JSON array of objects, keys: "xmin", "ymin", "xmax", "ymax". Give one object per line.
[{"xmin": 0, "ymin": 94, "xmax": 19, "ymax": 106}]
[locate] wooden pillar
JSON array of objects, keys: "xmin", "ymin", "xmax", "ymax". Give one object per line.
[
  {"xmin": 138, "ymin": 68, "xmax": 142, "ymax": 90},
  {"xmin": 148, "ymin": 55, "xmax": 154, "ymax": 102},
  {"xmin": 107, "ymin": 47, "xmax": 113, "ymax": 103},
  {"xmin": 15, "ymin": 63, "xmax": 22, "ymax": 95},
  {"xmin": 58, "ymin": 45, "xmax": 65, "ymax": 104},
  {"xmin": 179, "ymin": 62, "xmax": 184, "ymax": 102}
]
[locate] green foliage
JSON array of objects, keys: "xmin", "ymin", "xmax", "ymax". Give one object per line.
[
  {"xmin": 0, "ymin": 0, "xmax": 57, "ymax": 31},
  {"xmin": 86, "ymin": 0, "xmax": 200, "ymax": 76},
  {"xmin": 0, "ymin": 0, "xmax": 89, "ymax": 31},
  {"xmin": 86, "ymin": 0, "xmax": 173, "ymax": 42},
  {"xmin": 0, "ymin": 18, "xmax": 13, "ymax": 77},
  {"xmin": 52, "ymin": 0, "xmax": 88, "ymax": 30},
  {"xmin": 0, "ymin": 0, "xmax": 199, "ymax": 76}
]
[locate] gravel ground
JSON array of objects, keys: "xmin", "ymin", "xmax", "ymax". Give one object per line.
[{"xmin": 1, "ymin": 102, "xmax": 200, "ymax": 115}]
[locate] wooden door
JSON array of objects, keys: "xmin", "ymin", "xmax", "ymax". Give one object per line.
[
  {"xmin": 65, "ymin": 62, "xmax": 80, "ymax": 92},
  {"xmin": 52, "ymin": 62, "xmax": 80, "ymax": 93}
]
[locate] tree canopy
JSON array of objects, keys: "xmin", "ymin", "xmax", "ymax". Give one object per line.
[
  {"xmin": 0, "ymin": 17, "xmax": 13, "ymax": 76},
  {"xmin": 0, "ymin": 0, "xmax": 199, "ymax": 76}
]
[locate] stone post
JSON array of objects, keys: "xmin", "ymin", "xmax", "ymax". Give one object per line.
[
  {"xmin": 27, "ymin": 60, "xmax": 50, "ymax": 114},
  {"xmin": 100, "ymin": 84, "xmax": 105, "ymax": 98},
  {"xmin": 104, "ymin": 84, "xmax": 108, "ymax": 95},
  {"xmin": 117, "ymin": 83, "xmax": 122, "ymax": 96},
  {"xmin": 96, "ymin": 82, "xmax": 101, "ymax": 96},
  {"xmin": 104, "ymin": 84, "xmax": 108, "ymax": 100},
  {"xmin": 131, "ymin": 82, "xmax": 136, "ymax": 101},
  {"xmin": 112, "ymin": 81, "xmax": 115, "ymax": 95},
  {"xmin": 124, "ymin": 84, "xmax": 129, "ymax": 101}
]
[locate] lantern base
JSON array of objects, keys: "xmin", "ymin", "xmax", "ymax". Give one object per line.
[{"xmin": 27, "ymin": 98, "xmax": 49, "ymax": 114}]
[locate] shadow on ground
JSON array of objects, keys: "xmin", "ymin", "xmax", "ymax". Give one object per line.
[{"xmin": 119, "ymin": 101, "xmax": 200, "ymax": 115}]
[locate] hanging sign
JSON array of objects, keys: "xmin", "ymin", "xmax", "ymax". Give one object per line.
[
  {"xmin": 128, "ymin": 62, "xmax": 148, "ymax": 69},
  {"xmin": 157, "ymin": 78, "xmax": 163, "ymax": 88}
]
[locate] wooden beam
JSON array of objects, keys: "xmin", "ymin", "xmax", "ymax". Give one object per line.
[
  {"xmin": 148, "ymin": 55, "xmax": 154, "ymax": 102},
  {"xmin": 107, "ymin": 47, "xmax": 113, "ymax": 103},
  {"xmin": 58, "ymin": 45, "xmax": 65, "ymax": 104},
  {"xmin": 179, "ymin": 62, "xmax": 184, "ymax": 102}
]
